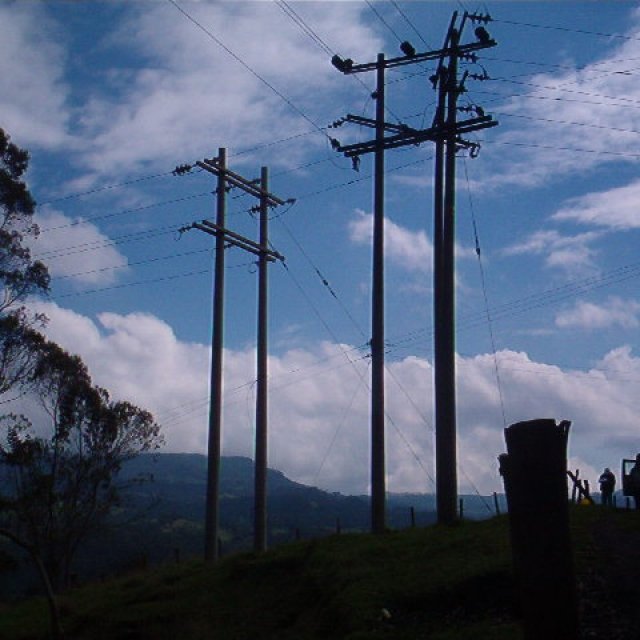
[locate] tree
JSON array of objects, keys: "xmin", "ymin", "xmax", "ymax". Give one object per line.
[
  {"xmin": 0, "ymin": 340, "xmax": 163, "ymax": 593},
  {"xmin": 0, "ymin": 309, "xmax": 46, "ymax": 397},
  {"xmin": 0, "ymin": 127, "xmax": 49, "ymax": 315},
  {"xmin": 0, "ymin": 128, "xmax": 50, "ymax": 399}
]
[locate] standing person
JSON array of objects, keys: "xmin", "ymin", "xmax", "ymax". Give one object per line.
[
  {"xmin": 598, "ymin": 467, "xmax": 616, "ymax": 507},
  {"xmin": 629, "ymin": 454, "xmax": 640, "ymax": 510}
]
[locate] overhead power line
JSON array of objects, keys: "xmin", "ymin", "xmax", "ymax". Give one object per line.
[
  {"xmin": 167, "ymin": 0, "xmax": 330, "ymax": 142},
  {"xmin": 276, "ymin": 0, "xmax": 334, "ymax": 57},
  {"xmin": 37, "ymin": 171, "xmax": 176, "ymax": 206},
  {"xmin": 493, "ymin": 17, "xmax": 640, "ymax": 43}
]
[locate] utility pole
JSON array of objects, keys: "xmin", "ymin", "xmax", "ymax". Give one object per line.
[
  {"xmin": 176, "ymin": 152, "xmax": 286, "ymax": 560},
  {"xmin": 331, "ymin": 12, "xmax": 497, "ymax": 526},
  {"xmin": 254, "ymin": 166, "xmax": 270, "ymax": 553}
]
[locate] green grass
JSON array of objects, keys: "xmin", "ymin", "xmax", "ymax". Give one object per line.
[{"xmin": 4, "ymin": 510, "xmax": 612, "ymax": 640}]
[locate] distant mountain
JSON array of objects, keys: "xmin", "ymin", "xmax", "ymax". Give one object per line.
[{"xmin": 0, "ymin": 453, "xmax": 500, "ymax": 599}]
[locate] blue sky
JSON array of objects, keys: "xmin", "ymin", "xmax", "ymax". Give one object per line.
[{"xmin": 4, "ymin": 0, "xmax": 640, "ymax": 498}]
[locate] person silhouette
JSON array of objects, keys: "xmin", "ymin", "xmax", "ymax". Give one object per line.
[
  {"xmin": 629, "ymin": 454, "xmax": 640, "ymax": 510},
  {"xmin": 598, "ymin": 467, "xmax": 615, "ymax": 507}
]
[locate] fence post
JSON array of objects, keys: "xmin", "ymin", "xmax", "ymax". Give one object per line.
[
  {"xmin": 410, "ymin": 506, "xmax": 416, "ymax": 528},
  {"xmin": 493, "ymin": 491, "xmax": 501, "ymax": 515},
  {"xmin": 498, "ymin": 418, "xmax": 578, "ymax": 640},
  {"xmin": 459, "ymin": 498, "xmax": 464, "ymax": 520}
]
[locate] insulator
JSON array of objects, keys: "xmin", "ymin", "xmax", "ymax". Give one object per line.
[
  {"xmin": 400, "ymin": 41, "xmax": 416, "ymax": 57},
  {"xmin": 475, "ymin": 26, "xmax": 492, "ymax": 44}
]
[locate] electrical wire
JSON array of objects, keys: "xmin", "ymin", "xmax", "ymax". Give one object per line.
[
  {"xmin": 276, "ymin": 1, "xmax": 334, "ymax": 57},
  {"xmin": 167, "ymin": 0, "xmax": 330, "ymax": 143},
  {"xmin": 463, "ymin": 157, "xmax": 507, "ymax": 427},
  {"xmin": 388, "ymin": 0, "xmax": 433, "ymax": 49},
  {"xmin": 493, "ymin": 17, "xmax": 640, "ymax": 43},
  {"xmin": 365, "ymin": 0, "xmax": 404, "ymax": 43}
]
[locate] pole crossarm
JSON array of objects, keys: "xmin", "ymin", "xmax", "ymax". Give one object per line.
[
  {"xmin": 344, "ymin": 114, "xmax": 416, "ymax": 134},
  {"xmin": 192, "ymin": 220, "xmax": 284, "ymax": 262},
  {"xmin": 337, "ymin": 115, "xmax": 498, "ymax": 157},
  {"xmin": 196, "ymin": 159, "xmax": 286, "ymax": 207},
  {"xmin": 334, "ymin": 39, "xmax": 496, "ymax": 74}
]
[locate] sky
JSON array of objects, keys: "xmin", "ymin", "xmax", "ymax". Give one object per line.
[{"xmin": 3, "ymin": 0, "xmax": 640, "ymax": 499}]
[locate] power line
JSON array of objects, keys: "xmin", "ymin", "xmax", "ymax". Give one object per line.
[
  {"xmin": 492, "ymin": 76, "xmax": 640, "ymax": 108},
  {"xmin": 276, "ymin": 1, "xmax": 334, "ymax": 57},
  {"xmin": 482, "ymin": 138, "xmax": 640, "ymax": 161},
  {"xmin": 36, "ymin": 171, "xmax": 175, "ymax": 206},
  {"xmin": 463, "ymin": 157, "xmax": 507, "ymax": 427},
  {"xmin": 50, "ymin": 248, "xmax": 212, "ymax": 282},
  {"xmin": 51, "ymin": 268, "xmax": 211, "ymax": 300},
  {"xmin": 38, "ymin": 192, "xmax": 212, "ymax": 234},
  {"xmin": 33, "ymin": 224, "xmax": 186, "ymax": 261},
  {"xmin": 491, "ymin": 110, "xmax": 640, "ymax": 138},
  {"xmin": 493, "ymin": 17, "xmax": 640, "ymax": 43},
  {"xmin": 167, "ymin": 0, "xmax": 330, "ymax": 142},
  {"xmin": 388, "ymin": 0, "xmax": 433, "ymax": 49},
  {"xmin": 365, "ymin": 0, "xmax": 404, "ymax": 43}
]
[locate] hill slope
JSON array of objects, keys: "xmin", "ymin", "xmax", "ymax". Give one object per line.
[{"xmin": 3, "ymin": 506, "xmax": 640, "ymax": 640}]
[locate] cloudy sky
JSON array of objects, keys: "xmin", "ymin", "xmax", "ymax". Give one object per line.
[{"xmin": 3, "ymin": 0, "xmax": 640, "ymax": 499}]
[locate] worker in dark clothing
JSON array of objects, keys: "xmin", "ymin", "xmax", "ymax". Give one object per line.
[
  {"xmin": 598, "ymin": 467, "xmax": 616, "ymax": 507},
  {"xmin": 629, "ymin": 454, "xmax": 640, "ymax": 510}
]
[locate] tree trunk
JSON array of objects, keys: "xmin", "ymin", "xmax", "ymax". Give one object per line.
[{"xmin": 0, "ymin": 528, "xmax": 64, "ymax": 640}]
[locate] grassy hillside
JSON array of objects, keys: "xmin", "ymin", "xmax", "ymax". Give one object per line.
[
  {"xmin": 0, "ymin": 515, "xmax": 517, "ymax": 640},
  {"xmin": 2, "ymin": 504, "xmax": 638, "ymax": 640}
]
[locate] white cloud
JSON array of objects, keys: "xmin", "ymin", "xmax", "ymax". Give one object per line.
[
  {"xmin": 29, "ymin": 208, "xmax": 129, "ymax": 286},
  {"xmin": 553, "ymin": 179, "xmax": 640, "ymax": 230},
  {"xmin": 0, "ymin": 4, "xmax": 71, "ymax": 149},
  {"xmin": 349, "ymin": 209, "xmax": 433, "ymax": 273},
  {"xmin": 555, "ymin": 297, "xmax": 640, "ymax": 330},
  {"xmin": 13, "ymin": 302, "xmax": 640, "ymax": 497},
  {"xmin": 481, "ymin": 11, "xmax": 640, "ymax": 189},
  {"xmin": 68, "ymin": 2, "xmax": 380, "ymax": 180},
  {"xmin": 502, "ymin": 229, "xmax": 602, "ymax": 276}
]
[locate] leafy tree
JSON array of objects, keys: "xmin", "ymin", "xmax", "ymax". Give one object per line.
[
  {"xmin": 0, "ymin": 127, "xmax": 49, "ymax": 314},
  {"xmin": 0, "ymin": 309, "xmax": 46, "ymax": 397},
  {"xmin": 0, "ymin": 340, "xmax": 163, "ymax": 593},
  {"xmin": 0, "ymin": 128, "xmax": 50, "ymax": 400}
]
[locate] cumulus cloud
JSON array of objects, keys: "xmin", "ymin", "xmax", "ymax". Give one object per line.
[
  {"xmin": 502, "ymin": 229, "xmax": 603, "ymax": 277},
  {"xmin": 553, "ymin": 179, "xmax": 640, "ymax": 230},
  {"xmin": 12, "ymin": 302, "xmax": 639, "ymax": 497},
  {"xmin": 349, "ymin": 209, "xmax": 433, "ymax": 273},
  {"xmin": 0, "ymin": 4, "xmax": 71, "ymax": 149},
  {"xmin": 555, "ymin": 297, "xmax": 640, "ymax": 330},
  {"xmin": 348, "ymin": 208, "xmax": 482, "ymax": 277},
  {"xmin": 28, "ymin": 208, "xmax": 129, "ymax": 286},
  {"xmin": 481, "ymin": 10, "xmax": 640, "ymax": 190},
  {"xmin": 68, "ymin": 2, "xmax": 380, "ymax": 180}
]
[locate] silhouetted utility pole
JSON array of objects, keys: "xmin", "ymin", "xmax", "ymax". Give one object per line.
[
  {"xmin": 177, "ymin": 151, "xmax": 286, "ymax": 561},
  {"xmin": 431, "ymin": 12, "xmax": 497, "ymax": 524},
  {"xmin": 331, "ymin": 52, "xmax": 388, "ymax": 534},
  {"xmin": 331, "ymin": 11, "xmax": 497, "ymax": 527}
]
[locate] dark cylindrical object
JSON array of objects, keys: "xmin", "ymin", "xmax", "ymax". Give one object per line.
[
  {"xmin": 499, "ymin": 418, "xmax": 578, "ymax": 640},
  {"xmin": 371, "ymin": 53, "xmax": 387, "ymax": 535},
  {"xmin": 254, "ymin": 166, "xmax": 269, "ymax": 553},
  {"xmin": 205, "ymin": 148, "xmax": 227, "ymax": 564}
]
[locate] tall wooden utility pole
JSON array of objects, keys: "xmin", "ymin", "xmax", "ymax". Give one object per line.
[
  {"xmin": 370, "ymin": 53, "xmax": 386, "ymax": 535},
  {"xmin": 332, "ymin": 11, "xmax": 497, "ymax": 526},
  {"xmin": 205, "ymin": 147, "xmax": 226, "ymax": 563},
  {"xmin": 254, "ymin": 166, "xmax": 270, "ymax": 553},
  {"xmin": 331, "ymin": 51, "xmax": 390, "ymax": 534},
  {"xmin": 435, "ymin": 19, "xmax": 461, "ymax": 525},
  {"xmin": 177, "ymin": 152, "xmax": 286, "ymax": 561}
]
